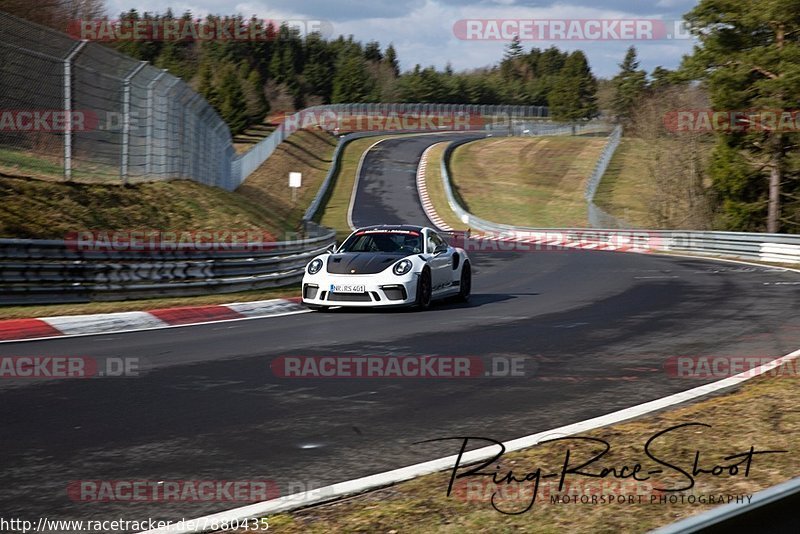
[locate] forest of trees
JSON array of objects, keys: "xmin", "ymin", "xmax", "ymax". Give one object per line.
[
  {"xmin": 2, "ymin": 0, "xmax": 798, "ymax": 232},
  {"xmin": 96, "ymin": 12, "xmax": 603, "ymax": 132}
]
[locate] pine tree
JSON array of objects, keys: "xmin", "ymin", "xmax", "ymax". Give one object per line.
[
  {"xmin": 332, "ymin": 54, "xmax": 373, "ymax": 103},
  {"xmin": 219, "ymin": 69, "xmax": 248, "ymax": 134},
  {"xmin": 197, "ymin": 62, "xmax": 221, "ymax": 111},
  {"xmin": 548, "ymin": 51, "xmax": 598, "ymax": 120},
  {"xmin": 503, "ymin": 35, "xmax": 524, "ymax": 62},
  {"xmin": 611, "ymin": 46, "xmax": 647, "ymax": 124},
  {"xmin": 384, "ymin": 44, "xmax": 400, "ymax": 77},
  {"xmin": 684, "ymin": 0, "xmax": 800, "ymax": 232},
  {"xmin": 364, "ymin": 41, "xmax": 383, "ymax": 62}
]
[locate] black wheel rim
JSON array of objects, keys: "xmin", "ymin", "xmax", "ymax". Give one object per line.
[{"xmin": 421, "ymin": 274, "xmax": 431, "ymax": 305}]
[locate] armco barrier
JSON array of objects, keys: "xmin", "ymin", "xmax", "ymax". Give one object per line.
[
  {"xmin": 0, "ymin": 229, "xmax": 335, "ymax": 305},
  {"xmin": 438, "ymin": 138, "xmax": 800, "ymax": 264},
  {"xmin": 651, "ymin": 476, "xmax": 800, "ymax": 534}
]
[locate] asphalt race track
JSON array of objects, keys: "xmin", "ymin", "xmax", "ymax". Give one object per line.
[
  {"xmin": 1, "ymin": 133, "xmax": 799, "ymax": 531},
  {"xmin": 350, "ymin": 132, "xmax": 484, "ymax": 228}
]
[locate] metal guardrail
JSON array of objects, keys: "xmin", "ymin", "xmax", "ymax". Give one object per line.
[
  {"xmin": 0, "ymin": 230, "xmax": 335, "ymax": 305},
  {"xmin": 650, "ymin": 476, "xmax": 800, "ymax": 534},
  {"xmin": 438, "ymin": 138, "xmax": 800, "ymax": 264}
]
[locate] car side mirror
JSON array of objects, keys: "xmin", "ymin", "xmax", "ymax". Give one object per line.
[
  {"xmin": 326, "ymin": 243, "xmax": 337, "ymax": 254},
  {"xmin": 434, "ymin": 245, "xmax": 448, "ymax": 255}
]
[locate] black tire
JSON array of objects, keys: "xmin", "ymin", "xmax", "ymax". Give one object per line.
[
  {"xmin": 456, "ymin": 262, "xmax": 471, "ymax": 302},
  {"xmin": 415, "ymin": 268, "xmax": 432, "ymax": 310}
]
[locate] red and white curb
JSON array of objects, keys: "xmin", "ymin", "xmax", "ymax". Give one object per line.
[
  {"xmin": 472, "ymin": 232, "xmax": 645, "ymax": 252},
  {"xmin": 0, "ymin": 298, "xmax": 308, "ymax": 343},
  {"xmin": 414, "ymin": 145, "xmax": 631, "ymax": 251},
  {"xmin": 416, "ymin": 143, "xmax": 453, "ymax": 232}
]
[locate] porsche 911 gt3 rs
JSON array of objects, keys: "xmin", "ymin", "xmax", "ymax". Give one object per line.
[{"xmin": 301, "ymin": 225, "xmax": 471, "ymax": 310}]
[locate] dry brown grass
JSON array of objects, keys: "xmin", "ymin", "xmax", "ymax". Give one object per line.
[
  {"xmin": 247, "ymin": 362, "xmax": 800, "ymax": 533},
  {"xmin": 450, "ymin": 136, "xmax": 607, "ymax": 227}
]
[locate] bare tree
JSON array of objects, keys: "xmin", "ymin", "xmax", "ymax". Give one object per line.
[{"xmin": 629, "ymin": 85, "xmax": 715, "ymax": 229}]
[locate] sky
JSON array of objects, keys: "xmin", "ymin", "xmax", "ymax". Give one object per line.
[{"xmin": 103, "ymin": 0, "xmax": 701, "ymax": 78}]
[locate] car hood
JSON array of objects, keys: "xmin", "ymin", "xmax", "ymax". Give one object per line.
[{"xmin": 326, "ymin": 252, "xmax": 409, "ymax": 275}]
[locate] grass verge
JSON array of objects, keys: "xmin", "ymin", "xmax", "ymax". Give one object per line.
[
  {"xmin": 593, "ymin": 138, "xmax": 656, "ymax": 228},
  {"xmin": 0, "ymin": 285, "xmax": 300, "ymax": 320},
  {"xmin": 449, "ymin": 136, "xmax": 607, "ymax": 228},
  {"xmin": 0, "ymin": 177, "xmax": 283, "ymax": 240},
  {"xmin": 248, "ymin": 360, "xmax": 800, "ymax": 533},
  {"xmin": 236, "ymin": 129, "xmax": 337, "ymax": 235},
  {"xmin": 0, "ymin": 130, "xmax": 337, "ymax": 315},
  {"xmin": 0, "ymin": 130, "xmax": 336, "ymax": 240}
]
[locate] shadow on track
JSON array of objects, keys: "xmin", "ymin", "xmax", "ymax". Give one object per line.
[{"xmin": 305, "ymin": 292, "xmax": 538, "ymax": 313}]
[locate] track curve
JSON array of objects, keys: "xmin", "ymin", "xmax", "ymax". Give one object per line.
[
  {"xmin": 349, "ymin": 133, "xmax": 483, "ymax": 228},
  {"xmin": 0, "ymin": 133, "xmax": 798, "ymax": 530}
]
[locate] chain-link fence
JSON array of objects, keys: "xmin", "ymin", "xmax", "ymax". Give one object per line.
[
  {"xmin": 584, "ymin": 125, "xmax": 629, "ymax": 229},
  {"xmin": 0, "ymin": 12, "xmax": 234, "ymax": 187},
  {"xmin": 0, "ymin": 11, "xmax": 550, "ymax": 191}
]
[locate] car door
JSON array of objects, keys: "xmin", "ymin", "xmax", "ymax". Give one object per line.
[{"xmin": 426, "ymin": 230, "xmax": 452, "ymax": 292}]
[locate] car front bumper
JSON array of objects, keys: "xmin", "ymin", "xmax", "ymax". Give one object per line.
[{"xmin": 301, "ymin": 272, "xmax": 419, "ymax": 307}]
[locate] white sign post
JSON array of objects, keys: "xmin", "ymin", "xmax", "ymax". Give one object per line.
[{"xmin": 289, "ymin": 172, "xmax": 302, "ymax": 202}]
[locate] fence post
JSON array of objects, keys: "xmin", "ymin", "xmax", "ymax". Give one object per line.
[
  {"xmin": 120, "ymin": 61, "xmax": 147, "ymax": 183},
  {"xmin": 157, "ymin": 77, "xmax": 181, "ymax": 178},
  {"xmin": 63, "ymin": 40, "xmax": 87, "ymax": 181},
  {"xmin": 145, "ymin": 69, "xmax": 167, "ymax": 176}
]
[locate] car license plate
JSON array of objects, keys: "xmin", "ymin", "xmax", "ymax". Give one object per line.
[{"xmin": 330, "ymin": 284, "xmax": 365, "ymax": 293}]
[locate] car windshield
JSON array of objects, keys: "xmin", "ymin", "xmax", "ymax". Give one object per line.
[{"xmin": 340, "ymin": 231, "xmax": 422, "ymax": 254}]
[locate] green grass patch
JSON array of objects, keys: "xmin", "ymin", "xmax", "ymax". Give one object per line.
[{"xmin": 449, "ymin": 136, "xmax": 607, "ymax": 228}]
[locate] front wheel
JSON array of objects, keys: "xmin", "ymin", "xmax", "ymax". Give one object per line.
[
  {"xmin": 456, "ymin": 262, "xmax": 471, "ymax": 302},
  {"xmin": 415, "ymin": 269, "xmax": 432, "ymax": 310}
]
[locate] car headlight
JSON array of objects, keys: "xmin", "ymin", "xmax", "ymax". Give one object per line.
[
  {"xmin": 393, "ymin": 259, "xmax": 412, "ymax": 276},
  {"xmin": 307, "ymin": 258, "xmax": 323, "ymax": 275}
]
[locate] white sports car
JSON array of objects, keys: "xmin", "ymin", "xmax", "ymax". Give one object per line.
[{"xmin": 301, "ymin": 225, "xmax": 471, "ymax": 310}]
